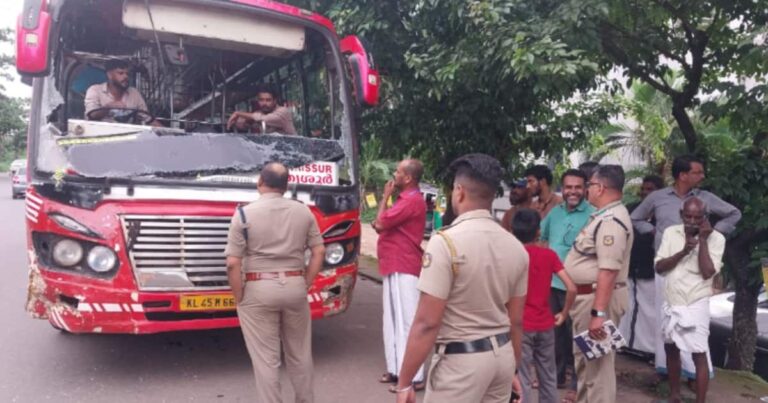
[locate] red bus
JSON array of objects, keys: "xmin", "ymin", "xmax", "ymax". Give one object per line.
[{"xmin": 16, "ymin": 0, "xmax": 379, "ymax": 334}]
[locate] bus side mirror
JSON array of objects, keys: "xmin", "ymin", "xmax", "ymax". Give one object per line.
[
  {"xmin": 340, "ymin": 35, "xmax": 379, "ymax": 108},
  {"xmin": 16, "ymin": 0, "xmax": 52, "ymax": 77}
]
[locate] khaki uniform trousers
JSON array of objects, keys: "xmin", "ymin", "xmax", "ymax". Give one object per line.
[
  {"xmin": 237, "ymin": 276, "xmax": 313, "ymax": 403},
  {"xmin": 570, "ymin": 287, "xmax": 628, "ymax": 403},
  {"xmin": 424, "ymin": 339, "xmax": 516, "ymax": 403}
]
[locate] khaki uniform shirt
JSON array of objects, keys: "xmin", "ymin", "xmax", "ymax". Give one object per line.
[
  {"xmin": 564, "ymin": 201, "xmax": 633, "ymax": 284},
  {"xmin": 84, "ymin": 83, "xmax": 149, "ymax": 118},
  {"xmin": 224, "ymin": 193, "xmax": 322, "ymax": 272},
  {"xmin": 655, "ymin": 224, "xmax": 725, "ymax": 306},
  {"xmin": 418, "ymin": 209, "xmax": 529, "ymax": 343}
]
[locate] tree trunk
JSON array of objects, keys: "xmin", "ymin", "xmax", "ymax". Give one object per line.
[
  {"xmin": 671, "ymin": 103, "xmax": 698, "ymax": 152},
  {"xmin": 723, "ymin": 231, "xmax": 760, "ymax": 371}
]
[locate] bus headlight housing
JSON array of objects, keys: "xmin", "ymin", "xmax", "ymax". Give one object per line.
[
  {"xmin": 52, "ymin": 239, "xmax": 84, "ymax": 267},
  {"xmin": 87, "ymin": 245, "xmax": 117, "ymax": 273},
  {"xmin": 324, "ymin": 243, "xmax": 344, "ymax": 265}
]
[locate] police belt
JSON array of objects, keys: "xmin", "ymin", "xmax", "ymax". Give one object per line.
[
  {"xmin": 245, "ymin": 270, "xmax": 303, "ymax": 281},
  {"xmin": 437, "ymin": 332, "xmax": 510, "ymax": 354},
  {"xmin": 575, "ymin": 281, "xmax": 627, "ymax": 295}
]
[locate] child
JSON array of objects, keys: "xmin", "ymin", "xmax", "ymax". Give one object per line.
[{"xmin": 512, "ymin": 208, "xmax": 577, "ymax": 403}]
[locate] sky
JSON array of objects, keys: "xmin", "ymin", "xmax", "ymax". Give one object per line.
[{"xmin": 1, "ymin": 0, "xmax": 32, "ymax": 99}]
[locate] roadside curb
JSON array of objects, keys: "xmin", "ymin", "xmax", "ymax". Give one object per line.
[{"xmin": 357, "ymin": 255, "xmax": 382, "ymax": 284}]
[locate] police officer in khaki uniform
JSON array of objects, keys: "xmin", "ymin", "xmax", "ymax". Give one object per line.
[
  {"xmin": 563, "ymin": 165, "xmax": 633, "ymax": 403},
  {"xmin": 395, "ymin": 154, "xmax": 528, "ymax": 403},
  {"xmin": 225, "ymin": 162, "xmax": 325, "ymax": 403}
]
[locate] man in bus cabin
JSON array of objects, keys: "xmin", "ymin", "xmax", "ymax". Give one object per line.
[{"xmin": 84, "ymin": 59, "xmax": 161, "ymax": 127}]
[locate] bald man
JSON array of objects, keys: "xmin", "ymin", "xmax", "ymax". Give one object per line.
[
  {"xmin": 373, "ymin": 159, "xmax": 428, "ymax": 392},
  {"xmin": 655, "ymin": 197, "xmax": 724, "ymax": 403},
  {"xmin": 225, "ymin": 162, "xmax": 325, "ymax": 403}
]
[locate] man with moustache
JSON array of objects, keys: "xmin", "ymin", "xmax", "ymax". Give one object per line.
[
  {"xmin": 655, "ymin": 197, "xmax": 724, "ymax": 403},
  {"xmin": 564, "ymin": 164, "xmax": 632, "ymax": 402},
  {"xmin": 226, "ymin": 84, "xmax": 297, "ymax": 135},
  {"xmin": 540, "ymin": 169, "xmax": 594, "ymax": 400},
  {"xmin": 85, "ymin": 59, "xmax": 161, "ymax": 126},
  {"xmin": 525, "ymin": 165, "xmax": 563, "ymax": 218},
  {"xmin": 501, "ymin": 179, "xmax": 538, "ymax": 231},
  {"xmin": 631, "ymin": 155, "xmax": 741, "ymax": 380},
  {"xmin": 373, "ymin": 159, "xmax": 427, "ymax": 392}
]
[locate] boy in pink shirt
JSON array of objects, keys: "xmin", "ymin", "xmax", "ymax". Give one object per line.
[{"xmin": 512, "ymin": 209, "xmax": 577, "ymax": 403}]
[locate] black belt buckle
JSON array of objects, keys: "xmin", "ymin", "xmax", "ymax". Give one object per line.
[{"xmin": 439, "ymin": 332, "xmax": 510, "ymax": 354}]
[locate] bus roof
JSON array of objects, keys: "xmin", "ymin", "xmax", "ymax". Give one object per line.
[{"xmin": 226, "ymin": 0, "xmax": 336, "ymax": 33}]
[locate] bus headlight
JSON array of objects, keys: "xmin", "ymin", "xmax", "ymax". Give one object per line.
[
  {"xmin": 324, "ymin": 243, "xmax": 344, "ymax": 265},
  {"xmin": 87, "ymin": 245, "xmax": 117, "ymax": 273},
  {"xmin": 52, "ymin": 239, "xmax": 84, "ymax": 267}
]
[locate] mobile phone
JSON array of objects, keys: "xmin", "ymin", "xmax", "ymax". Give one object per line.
[{"xmin": 690, "ymin": 227, "xmax": 700, "ymax": 236}]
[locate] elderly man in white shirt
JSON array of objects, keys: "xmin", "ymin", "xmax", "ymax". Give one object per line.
[{"xmin": 654, "ymin": 197, "xmax": 724, "ymax": 403}]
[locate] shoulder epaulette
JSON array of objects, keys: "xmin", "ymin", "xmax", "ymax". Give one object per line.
[{"xmin": 237, "ymin": 205, "xmax": 249, "ymax": 241}]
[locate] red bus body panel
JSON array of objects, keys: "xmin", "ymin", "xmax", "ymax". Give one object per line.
[
  {"xmin": 16, "ymin": 9, "xmax": 52, "ymax": 76},
  {"xmin": 25, "ymin": 190, "xmax": 359, "ymax": 334}
]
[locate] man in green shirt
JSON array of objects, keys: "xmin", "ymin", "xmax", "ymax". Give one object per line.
[{"xmin": 540, "ymin": 168, "xmax": 595, "ymax": 398}]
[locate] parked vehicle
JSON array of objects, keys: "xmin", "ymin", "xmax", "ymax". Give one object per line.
[
  {"xmin": 709, "ymin": 288, "xmax": 768, "ymax": 381},
  {"xmin": 421, "ymin": 184, "xmax": 439, "ymax": 238},
  {"xmin": 10, "ymin": 159, "xmax": 27, "ymax": 175},
  {"xmin": 11, "ymin": 167, "xmax": 27, "ymax": 199}
]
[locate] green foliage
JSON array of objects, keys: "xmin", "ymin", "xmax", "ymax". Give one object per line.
[
  {"xmin": 574, "ymin": 0, "xmax": 768, "ymax": 151},
  {"xmin": 290, "ymin": 0, "xmax": 615, "ymax": 174},
  {"xmin": 359, "ymin": 136, "xmax": 396, "ymax": 192},
  {"xmin": 0, "ymin": 28, "xmax": 16, "ymax": 92}
]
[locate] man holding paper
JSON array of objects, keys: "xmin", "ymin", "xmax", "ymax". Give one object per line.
[{"xmin": 563, "ymin": 165, "xmax": 633, "ymax": 403}]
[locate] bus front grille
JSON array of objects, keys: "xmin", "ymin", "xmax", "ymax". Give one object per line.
[{"xmin": 122, "ymin": 215, "xmax": 232, "ymax": 291}]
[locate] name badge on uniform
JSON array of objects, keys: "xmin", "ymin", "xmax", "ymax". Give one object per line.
[{"xmin": 603, "ymin": 235, "xmax": 614, "ymax": 246}]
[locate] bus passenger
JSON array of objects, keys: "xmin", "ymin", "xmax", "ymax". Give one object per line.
[{"xmin": 227, "ymin": 84, "xmax": 297, "ymax": 135}]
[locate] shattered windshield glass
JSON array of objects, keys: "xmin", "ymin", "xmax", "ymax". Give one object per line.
[{"xmin": 62, "ymin": 130, "xmax": 345, "ymax": 179}]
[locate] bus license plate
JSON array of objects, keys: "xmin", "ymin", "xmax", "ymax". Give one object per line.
[{"xmin": 180, "ymin": 294, "xmax": 236, "ymax": 311}]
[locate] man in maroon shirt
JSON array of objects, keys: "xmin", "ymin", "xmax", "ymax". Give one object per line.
[{"xmin": 373, "ymin": 159, "xmax": 427, "ymax": 392}]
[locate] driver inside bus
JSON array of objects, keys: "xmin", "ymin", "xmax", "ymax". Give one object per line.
[
  {"xmin": 84, "ymin": 59, "xmax": 162, "ymax": 127},
  {"xmin": 226, "ymin": 84, "xmax": 297, "ymax": 135}
]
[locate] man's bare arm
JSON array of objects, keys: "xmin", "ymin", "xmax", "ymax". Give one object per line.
[
  {"xmin": 506, "ymin": 295, "xmax": 525, "ymax": 366},
  {"xmin": 226, "ymin": 256, "xmax": 244, "ymax": 303},
  {"xmin": 305, "ymin": 244, "xmax": 325, "ymax": 286}
]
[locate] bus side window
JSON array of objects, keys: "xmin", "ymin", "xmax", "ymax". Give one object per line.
[{"xmin": 68, "ymin": 64, "xmax": 107, "ymax": 120}]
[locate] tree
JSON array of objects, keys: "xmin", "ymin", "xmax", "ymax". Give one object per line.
[
  {"xmin": 0, "ymin": 28, "xmax": 15, "ymax": 94},
  {"xmin": 699, "ymin": 80, "xmax": 768, "ymax": 371},
  {"xmin": 0, "ymin": 28, "xmax": 28, "ymax": 161},
  {"xmin": 580, "ymin": 0, "xmax": 768, "ymax": 372},
  {"xmin": 290, "ymin": 0, "xmax": 617, "ymax": 174},
  {"xmin": 579, "ymin": 0, "xmax": 768, "ymax": 153}
]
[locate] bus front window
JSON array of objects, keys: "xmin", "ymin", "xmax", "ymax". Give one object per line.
[{"xmin": 31, "ymin": 0, "xmax": 355, "ymax": 188}]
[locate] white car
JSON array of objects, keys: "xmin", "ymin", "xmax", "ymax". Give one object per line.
[
  {"xmin": 9, "ymin": 159, "xmax": 26, "ymax": 175},
  {"xmin": 709, "ymin": 287, "xmax": 768, "ymax": 381}
]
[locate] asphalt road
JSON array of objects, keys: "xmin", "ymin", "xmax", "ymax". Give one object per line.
[{"xmin": 0, "ymin": 177, "xmax": 397, "ymax": 403}]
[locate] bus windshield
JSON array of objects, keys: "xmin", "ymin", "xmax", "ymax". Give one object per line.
[{"xmin": 32, "ymin": 0, "xmax": 355, "ymax": 187}]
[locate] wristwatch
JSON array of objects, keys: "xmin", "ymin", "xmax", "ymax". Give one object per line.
[{"xmin": 590, "ymin": 309, "xmax": 606, "ymax": 318}]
